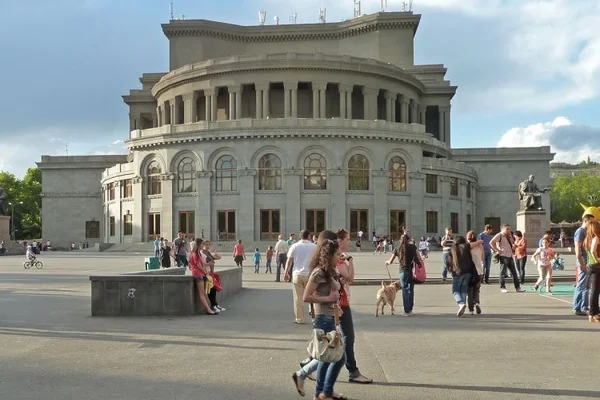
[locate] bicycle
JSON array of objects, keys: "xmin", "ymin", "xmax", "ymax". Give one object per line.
[{"xmin": 23, "ymin": 259, "xmax": 44, "ymax": 269}]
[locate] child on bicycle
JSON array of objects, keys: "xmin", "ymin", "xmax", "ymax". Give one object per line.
[{"xmin": 26, "ymin": 243, "xmax": 36, "ymax": 261}]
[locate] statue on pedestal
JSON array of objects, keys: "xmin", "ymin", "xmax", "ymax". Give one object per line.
[
  {"xmin": 0, "ymin": 188, "xmax": 7, "ymax": 215},
  {"xmin": 518, "ymin": 175, "xmax": 549, "ymax": 211}
]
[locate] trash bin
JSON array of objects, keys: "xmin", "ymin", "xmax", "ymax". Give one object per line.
[{"xmin": 144, "ymin": 257, "xmax": 160, "ymax": 270}]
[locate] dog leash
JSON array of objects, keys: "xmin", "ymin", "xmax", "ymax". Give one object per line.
[{"xmin": 384, "ymin": 263, "xmax": 393, "ymax": 280}]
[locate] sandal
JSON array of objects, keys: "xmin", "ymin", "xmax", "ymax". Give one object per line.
[{"xmin": 349, "ymin": 374, "xmax": 373, "ymax": 384}]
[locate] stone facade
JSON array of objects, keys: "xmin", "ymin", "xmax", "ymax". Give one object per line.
[{"xmin": 38, "ymin": 12, "xmax": 554, "ymax": 247}]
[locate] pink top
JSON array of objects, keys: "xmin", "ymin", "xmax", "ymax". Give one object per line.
[
  {"xmin": 189, "ymin": 251, "xmax": 208, "ymax": 278},
  {"xmin": 233, "ymin": 244, "xmax": 245, "ymax": 256},
  {"xmin": 537, "ymin": 248, "xmax": 555, "ymax": 267}
]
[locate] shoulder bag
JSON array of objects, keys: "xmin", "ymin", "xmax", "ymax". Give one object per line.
[{"xmin": 306, "ymin": 305, "xmax": 344, "ymax": 363}]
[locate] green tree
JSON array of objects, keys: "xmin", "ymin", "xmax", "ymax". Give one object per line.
[
  {"xmin": 550, "ymin": 174, "xmax": 600, "ymax": 222},
  {"xmin": 0, "ymin": 168, "xmax": 42, "ymax": 240}
]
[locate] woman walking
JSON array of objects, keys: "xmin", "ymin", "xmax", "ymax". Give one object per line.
[
  {"xmin": 449, "ymin": 236, "xmax": 475, "ymax": 317},
  {"xmin": 385, "ymin": 234, "xmax": 419, "ymax": 315},
  {"xmin": 300, "ymin": 230, "xmax": 345, "ymax": 400},
  {"xmin": 466, "ymin": 231, "xmax": 484, "ymax": 315},
  {"xmin": 585, "ymin": 221, "xmax": 600, "ymax": 322},
  {"xmin": 514, "ymin": 231, "xmax": 528, "ymax": 284}
]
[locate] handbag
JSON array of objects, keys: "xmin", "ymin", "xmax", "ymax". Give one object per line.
[
  {"xmin": 306, "ymin": 305, "xmax": 344, "ymax": 364},
  {"xmin": 412, "ymin": 258, "xmax": 427, "ymax": 284}
]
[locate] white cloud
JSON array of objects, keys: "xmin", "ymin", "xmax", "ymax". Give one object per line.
[{"xmin": 497, "ymin": 117, "xmax": 600, "ymax": 164}]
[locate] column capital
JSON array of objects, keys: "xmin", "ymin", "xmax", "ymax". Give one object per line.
[
  {"xmin": 255, "ymin": 82, "xmax": 270, "ymax": 91},
  {"xmin": 362, "ymin": 87, "xmax": 379, "ymax": 96},
  {"xmin": 384, "ymin": 90, "xmax": 397, "ymax": 100},
  {"xmin": 283, "ymin": 81, "xmax": 298, "ymax": 90},
  {"xmin": 228, "ymin": 85, "xmax": 241, "ymax": 93},
  {"xmin": 418, "ymin": 104, "xmax": 427, "ymax": 112},
  {"xmin": 313, "ymin": 81, "xmax": 327, "ymax": 91},
  {"xmin": 182, "ymin": 92, "xmax": 196, "ymax": 101},
  {"xmin": 438, "ymin": 105, "xmax": 451, "ymax": 112},
  {"xmin": 339, "ymin": 83, "xmax": 354, "ymax": 92},
  {"xmin": 203, "ymin": 88, "xmax": 216, "ymax": 96},
  {"xmin": 400, "ymin": 96, "xmax": 410, "ymax": 105}
]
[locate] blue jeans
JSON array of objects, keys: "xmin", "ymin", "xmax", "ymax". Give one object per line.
[
  {"xmin": 573, "ymin": 267, "xmax": 590, "ymax": 312},
  {"xmin": 442, "ymin": 252, "xmax": 450, "ymax": 279},
  {"xmin": 313, "ymin": 315, "xmax": 345, "ymax": 397},
  {"xmin": 452, "ymin": 273, "xmax": 472, "ymax": 304},
  {"xmin": 483, "ymin": 251, "xmax": 492, "ymax": 282},
  {"xmin": 399, "ymin": 270, "xmax": 415, "ymax": 313}
]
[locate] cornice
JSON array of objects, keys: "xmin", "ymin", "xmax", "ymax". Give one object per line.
[
  {"xmin": 151, "ymin": 53, "xmax": 426, "ymax": 98},
  {"xmin": 41, "ymin": 191, "xmax": 101, "ymax": 198},
  {"xmin": 162, "ymin": 13, "xmax": 420, "ymax": 42}
]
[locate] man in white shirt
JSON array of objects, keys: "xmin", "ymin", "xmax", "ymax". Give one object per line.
[
  {"xmin": 490, "ymin": 224, "xmax": 525, "ymax": 293},
  {"xmin": 274, "ymin": 234, "xmax": 289, "ymax": 282},
  {"xmin": 284, "ymin": 229, "xmax": 317, "ymax": 324}
]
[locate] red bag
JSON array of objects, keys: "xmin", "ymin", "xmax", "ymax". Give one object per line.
[
  {"xmin": 413, "ymin": 260, "xmax": 427, "ymax": 284},
  {"xmin": 210, "ymin": 272, "xmax": 223, "ymax": 292}
]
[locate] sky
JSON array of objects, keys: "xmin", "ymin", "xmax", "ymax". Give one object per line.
[{"xmin": 0, "ymin": 0, "xmax": 599, "ymax": 177}]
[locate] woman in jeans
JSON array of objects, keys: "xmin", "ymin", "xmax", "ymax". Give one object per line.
[
  {"xmin": 450, "ymin": 236, "xmax": 476, "ymax": 317},
  {"xmin": 385, "ymin": 234, "xmax": 418, "ymax": 315},
  {"xmin": 584, "ymin": 221, "xmax": 600, "ymax": 322},
  {"xmin": 202, "ymin": 241, "xmax": 226, "ymax": 313},
  {"xmin": 301, "ymin": 230, "xmax": 345, "ymax": 400}
]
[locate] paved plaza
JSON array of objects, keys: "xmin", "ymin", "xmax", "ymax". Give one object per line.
[{"xmin": 0, "ymin": 251, "xmax": 598, "ymax": 400}]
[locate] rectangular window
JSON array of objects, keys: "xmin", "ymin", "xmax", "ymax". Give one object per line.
[
  {"xmin": 389, "ymin": 210, "xmax": 406, "ymax": 241},
  {"xmin": 450, "ymin": 212, "xmax": 459, "ymax": 234},
  {"xmin": 179, "ymin": 211, "xmax": 195, "ymax": 237},
  {"xmin": 466, "ymin": 214, "xmax": 472, "ymax": 232},
  {"xmin": 426, "ymin": 211, "xmax": 438, "ymax": 233},
  {"xmin": 349, "ymin": 209, "xmax": 368, "ymax": 240},
  {"xmin": 122, "ymin": 179, "xmax": 133, "ymax": 198},
  {"xmin": 148, "ymin": 176, "xmax": 161, "ymax": 195},
  {"xmin": 109, "ymin": 216, "xmax": 115, "ymax": 237},
  {"xmin": 450, "ymin": 177, "xmax": 458, "ymax": 196},
  {"xmin": 260, "ymin": 209, "xmax": 281, "ymax": 240},
  {"xmin": 123, "ymin": 214, "xmax": 133, "ymax": 236},
  {"xmin": 466, "ymin": 181, "xmax": 472, "ymax": 199},
  {"xmin": 148, "ymin": 213, "xmax": 161, "ymax": 241},
  {"xmin": 217, "ymin": 210, "xmax": 236, "ymax": 241},
  {"xmin": 108, "ymin": 183, "xmax": 116, "ymax": 201},
  {"xmin": 85, "ymin": 221, "xmax": 100, "ymax": 239},
  {"xmin": 305, "ymin": 209, "xmax": 326, "ymax": 235},
  {"xmin": 425, "ymin": 174, "xmax": 438, "ymax": 194}
]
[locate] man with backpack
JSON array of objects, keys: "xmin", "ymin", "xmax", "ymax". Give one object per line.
[{"xmin": 490, "ymin": 224, "xmax": 525, "ymax": 293}]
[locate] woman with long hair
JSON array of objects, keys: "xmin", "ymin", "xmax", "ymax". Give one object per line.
[
  {"xmin": 189, "ymin": 238, "xmax": 218, "ymax": 315},
  {"xmin": 466, "ymin": 232, "xmax": 484, "ymax": 315},
  {"xmin": 385, "ymin": 234, "xmax": 418, "ymax": 315},
  {"xmin": 584, "ymin": 221, "xmax": 600, "ymax": 322},
  {"xmin": 450, "ymin": 236, "xmax": 476, "ymax": 317},
  {"xmin": 301, "ymin": 230, "xmax": 345, "ymax": 400}
]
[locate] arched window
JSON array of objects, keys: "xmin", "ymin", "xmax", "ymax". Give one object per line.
[
  {"xmin": 348, "ymin": 154, "xmax": 370, "ymax": 191},
  {"xmin": 258, "ymin": 153, "xmax": 282, "ymax": 190},
  {"xmin": 215, "ymin": 155, "xmax": 237, "ymax": 192},
  {"xmin": 304, "ymin": 153, "xmax": 327, "ymax": 190},
  {"xmin": 389, "ymin": 156, "xmax": 407, "ymax": 192},
  {"xmin": 147, "ymin": 160, "xmax": 162, "ymax": 195},
  {"xmin": 177, "ymin": 157, "xmax": 196, "ymax": 193}
]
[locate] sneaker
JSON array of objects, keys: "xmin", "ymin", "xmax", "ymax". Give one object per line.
[
  {"xmin": 457, "ymin": 303, "xmax": 467, "ymax": 317},
  {"xmin": 217, "ymin": 305, "xmax": 226, "ymax": 311},
  {"xmin": 501, "ymin": 288, "xmax": 508, "ymax": 293},
  {"xmin": 475, "ymin": 304, "xmax": 482, "ymax": 315},
  {"xmin": 516, "ymin": 288, "xmax": 526, "ymax": 293},
  {"xmin": 212, "ymin": 306, "xmax": 220, "ymax": 313},
  {"xmin": 403, "ymin": 312, "xmax": 411, "ymax": 316},
  {"xmin": 574, "ymin": 310, "xmax": 588, "ymax": 316},
  {"xmin": 291, "ymin": 372, "xmax": 305, "ymax": 396}
]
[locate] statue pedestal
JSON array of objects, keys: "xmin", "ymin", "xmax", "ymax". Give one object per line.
[
  {"xmin": 0, "ymin": 215, "xmax": 25, "ymax": 255},
  {"xmin": 516, "ymin": 210, "xmax": 549, "ymax": 248}
]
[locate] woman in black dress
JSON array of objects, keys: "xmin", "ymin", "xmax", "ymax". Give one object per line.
[{"xmin": 160, "ymin": 239, "xmax": 172, "ymax": 268}]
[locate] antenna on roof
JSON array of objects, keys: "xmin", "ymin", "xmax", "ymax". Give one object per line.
[
  {"xmin": 259, "ymin": 10, "xmax": 267, "ymax": 25},
  {"xmin": 289, "ymin": 12, "xmax": 297, "ymax": 24},
  {"xmin": 169, "ymin": 2, "xmax": 174, "ymax": 20},
  {"xmin": 381, "ymin": 0, "xmax": 388, "ymax": 11},
  {"xmin": 319, "ymin": 7, "xmax": 326, "ymax": 23},
  {"xmin": 274, "ymin": 16, "xmax": 280, "ymax": 25},
  {"xmin": 353, "ymin": 1, "xmax": 361, "ymax": 18},
  {"xmin": 65, "ymin": 144, "xmax": 69, "ymax": 156}
]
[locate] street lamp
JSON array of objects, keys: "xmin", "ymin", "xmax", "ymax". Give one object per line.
[{"xmin": 8, "ymin": 201, "xmax": 24, "ymax": 241}]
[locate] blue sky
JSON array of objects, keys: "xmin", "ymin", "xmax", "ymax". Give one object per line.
[{"xmin": 1, "ymin": 0, "xmax": 599, "ymax": 177}]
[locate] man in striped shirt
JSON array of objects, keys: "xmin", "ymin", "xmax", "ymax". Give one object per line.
[{"xmin": 441, "ymin": 227, "xmax": 455, "ymax": 282}]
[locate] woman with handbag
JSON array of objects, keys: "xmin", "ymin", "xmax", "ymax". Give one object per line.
[
  {"xmin": 584, "ymin": 221, "xmax": 600, "ymax": 322},
  {"xmin": 301, "ymin": 231, "xmax": 345, "ymax": 400},
  {"xmin": 385, "ymin": 234, "xmax": 418, "ymax": 315}
]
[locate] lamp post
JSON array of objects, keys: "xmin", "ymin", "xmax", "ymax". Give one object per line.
[{"xmin": 8, "ymin": 201, "xmax": 23, "ymax": 241}]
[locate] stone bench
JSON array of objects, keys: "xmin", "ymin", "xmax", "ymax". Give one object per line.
[{"xmin": 90, "ymin": 267, "xmax": 242, "ymax": 317}]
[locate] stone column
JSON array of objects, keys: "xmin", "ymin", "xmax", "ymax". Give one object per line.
[
  {"xmin": 410, "ymin": 101, "xmax": 418, "ymax": 124},
  {"xmin": 459, "ymin": 178, "xmax": 469, "ymax": 230},
  {"xmin": 132, "ymin": 176, "xmax": 144, "ymax": 242},
  {"xmin": 346, "ymin": 90, "xmax": 353, "ymax": 119},
  {"xmin": 210, "ymin": 91, "xmax": 217, "ymax": 122},
  {"xmin": 183, "ymin": 93, "xmax": 197, "ymax": 123},
  {"xmin": 441, "ymin": 105, "xmax": 451, "ymax": 144},
  {"xmin": 338, "ymin": 84, "xmax": 350, "ymax": 119},
  {"xmin": 170, "ymin": 101, "xmax": 177, "ymax": 125},
  {"xmin": 439, "ymin": 175, "xmax": 450, "ymax": 229},
  {"xmin": 234, "ymin": 86, "xmax": 242, "ymax": 119},
  {"xmin": 312, "ymin": 86, "xmax": 319, "ymax": 118},
  {"xmin": 362, "ymin": 88, "xmax": 378, "ymax": 120},
  {"xmin": 195, "ymin": 171, "xmax": 212, "ymax": 239},
  {"xmin": 284, "ymin": 81, "xmax": 297, "ymax": 118},
  {"xmin": 418, "ymin": 105, "xmax": 426, "ymax": 125},
  {"xmin": 316, "ymin": 82, "xmax": 327, "ymax": 118},
  {"xmin": 283, "ymin": 169, "xmax": 302, "ymax": 235},
  {"xmin": 408, "ymin": 172, "xmax": 426, "ymax": 234},
  {"xmin": 329, "ymin": 170, "xmax": 347, "ymax": 228},
  {"xmin": 385, "ymin": 91, "xmax": 395, "ymax": 122},
  {"xmin": 160, "ymin": 173, "xmax": 174, "ymax": 239},
  {"xmin": 161, "ymin": 103, "xmax": 169, "ymax": 125},
  {"xmin": 438, "ymin": 106, "xmax": 446, "ymax": 142},
  {"xmin": 228, "ymin": 89, "xmax": 235, "ymax": 120},
  {"xmin": 255, "ymin": 87, "xmax": 263, "ymax": 119},
  {"xmin": 262, "ymin": 86, "xmax": 270, "ymax": 118},
  {"xmin": 156, "ymin": 107, "xmax": 162, "ymax": 126},
  {"xmin": 372, "ymin": 170, "xmax": 389, "ymax": 235},
  {"xmin": 400, "ymin": 97, "xmax": 410, "ymax": 123},
  {"xmin": 204, "ymin": 90, "xmax": 212, "ymax": 122},
  {"xmin": 238, "ymin": 169, "xmax": 257, "ymax": 240}
]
